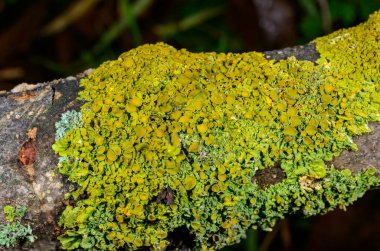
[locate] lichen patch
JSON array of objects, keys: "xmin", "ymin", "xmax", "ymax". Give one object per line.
[{"xmin": 53, "ymin": 11, "xmax": 380, "ymax": 251}]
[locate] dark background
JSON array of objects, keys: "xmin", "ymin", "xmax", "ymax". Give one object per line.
[{"xmin": 0, "ymin": 0, "xmax": 379, "ymax": 250}]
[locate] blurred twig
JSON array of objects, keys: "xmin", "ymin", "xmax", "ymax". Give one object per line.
[
  {"xmin": 41, "ymin": 0, "xmax": 100, "ymax": 36},
  {"xmin": 259, "ymin": 220, "xmax": 282, "ymax": 251},
  {"xmin": 0, "ymin": 67, "xmax": 24, "ymax": 81},
  {"xmin": 120, "ymin": 0, "xmax": 142, "ymax": 45},
  {"xmin": 258, "ymin": 219, "xmax": 292, "ymax": 251},
  {"xmin": 298, "ymin": 0, "xmax": 319, "ymax": 17},
  {"xmin": 317, "ymin": 0, "xmax": 332, "ymax": 33},
  {"xmin": 279, "ymin": 219, "xmax": 292, "ymax": 251},
  {"xmin": 93, "ymin": 0, "xmax": 153, "ymax": 53},
  {"xmin": 154, "ymin": 5, "xmax": 225, "ymax": 37}
]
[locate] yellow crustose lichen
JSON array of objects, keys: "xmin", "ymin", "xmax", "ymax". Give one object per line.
[{"xmin": 53, "ymin": 11, "xmax": 380, "ymax": 250}]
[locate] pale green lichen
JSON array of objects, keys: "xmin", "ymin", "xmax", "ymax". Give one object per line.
[
  {"xmin": 0, "ymin": 205, "xmax": 37, "ymax": 248},
  {"xmin": 53, "ymin": 10, "xmax": 380, "ymax": 251},
  {"xmin": 55, "ymin": 110, "xmax": 83, "ymax": 141},
  {"xmin": 53, "ymin": 110, "xmax": 84, "ymax": 163}
]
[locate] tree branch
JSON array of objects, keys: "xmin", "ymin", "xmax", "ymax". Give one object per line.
[{"xmin": 0, "ymin": 12, "xmax": 379, "ymax": 250}]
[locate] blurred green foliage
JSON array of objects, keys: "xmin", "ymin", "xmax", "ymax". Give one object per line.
[{"xmin": 298, "ymin": 0, "xmax": 380, "ymax": 42}]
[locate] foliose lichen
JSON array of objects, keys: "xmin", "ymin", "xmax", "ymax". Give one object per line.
[
  {"xmin": 53, "ymin": 11, "xmax": 380, "ymax": 250},
  {"xmin": 55, "ymin": 110, "xmax": 84, "ymax": 141},
  {"xmin": 0, "ymin": 205, "xmax": 37, "ymax": 248}
]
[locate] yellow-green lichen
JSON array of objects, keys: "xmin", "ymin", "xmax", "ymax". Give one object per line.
[{"xmin": 53, "ymin": 11, "xmax": 380, "ymax": 251}]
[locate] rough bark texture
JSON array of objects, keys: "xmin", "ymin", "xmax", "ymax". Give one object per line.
[
  {"xmin": 0, "ymin": 44, "xmax": 378, "ymax": 250},
  {"xmin": 0, "ymin": 75, "xmax": 85, "ymax": 250}
]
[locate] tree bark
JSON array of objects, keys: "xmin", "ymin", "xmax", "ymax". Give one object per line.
[{"xmin": 0, "ymin": 43, "xmax": 378, "ymax": 250}]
